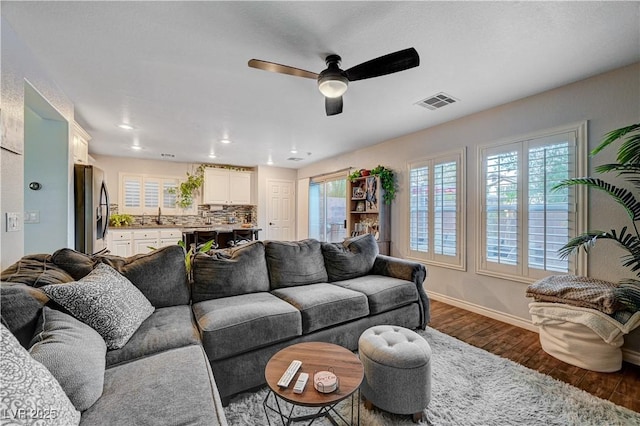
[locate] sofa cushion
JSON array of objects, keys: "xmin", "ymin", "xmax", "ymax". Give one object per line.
[
  {"xmin": 0, "ymin": 324, "xmax": 81, "ymax": 425},
  {"xmin": 265, "ymin": 239, "xmax": 328, "ymax": 289},
  {"xmin": 322, "ymin": 234, "xmax": 379, "ymax": 282},
  {"xmin": 41, "ymin": 263, "xmax": 155, "ymax": 350},
  {"xmin": 193, "ymin": 292, "xmax": 302, "ymax": 360},
  {"xmin": 271, "ymin": 283, "xmax": 370, "ymax": 334},
  {"xmin": 1, "ymin": 253, "xmax": 74, "ymax": 287},
  {"xmin": 106, "ymin": 305, "xmax": 201, "ymax": 367},
  {"xmin": 29, "ymin": 307, "xmax": 106, "ymax": 411},
  {"xmin": 192, "ymin": 241, "xmax": 269, "ymax": 302},
  {"xmin": 81, "ymin": 345, "xmax": 227, "ymax": 426},
  {"xmin": 332, "ymin": 275, "xmax": 419, "ymax": 315},
  {"xmin": 0, "ymin": 282, "xmax": 50, "ymax": 348},
  {"xmin": 52, "ymin": 246, "xmax": 190, "ymax": 307}
]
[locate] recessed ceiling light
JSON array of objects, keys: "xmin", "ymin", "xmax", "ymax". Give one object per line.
[
  {"xmin": 131, "ymin": 145, "xmax": 142, "ymax": 151},
  {"xmin": 208, "ymin": 153, "xmax": 217, "ymax": 159},
  {"xmin": 118, "ymin": 123, "xmax": 134, "ymax": 130},
  {"xmin": 220, "ymin": 139, "xmax": 232, "ymax": 144},
  {"xmin": 290, "ymin": 149, "xmax": 298, "ymax": 154},
  {"xmin": 267, "ymin": 160, "xmax": 274, "ymax": 165}
]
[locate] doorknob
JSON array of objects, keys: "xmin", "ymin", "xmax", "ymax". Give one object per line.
[{"xmin": 269, "ymin": 222, "xmax": 274, "ymax": 225}]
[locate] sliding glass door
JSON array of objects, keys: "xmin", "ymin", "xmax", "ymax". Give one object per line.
[{"xmin": 309, "ymin": 177, "xmax": 347, "ymax": 242}]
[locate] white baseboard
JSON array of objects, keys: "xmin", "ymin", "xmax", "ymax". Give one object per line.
[
  {"xmin": 428, "ymin": 291, "xmax": 539, "ymax": 332},
  {"xmin": 429, "ymin": 291, "xmax": 640, "ymax": 366}
]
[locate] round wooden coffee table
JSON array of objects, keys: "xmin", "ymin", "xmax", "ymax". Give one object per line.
[{"xmin": 263, "ymin": 342, "xmax": 364, "ymax": 425}]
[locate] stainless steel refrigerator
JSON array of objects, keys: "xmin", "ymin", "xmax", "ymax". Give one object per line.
[{"xmin": 74, "ymin": 164, "xmax": 110, "ymax": 254}]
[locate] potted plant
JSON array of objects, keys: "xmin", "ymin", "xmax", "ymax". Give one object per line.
[
  {"xmin": 553, "ymin": 123, "xmax": 640, "ymax": 310},
  {"xmin": 169, "ymin": 164, "xmax": 206, "ymax": 209},
  {"xmin": 370, "ymin": 165, "xmax": 397, "ymax": 204}
]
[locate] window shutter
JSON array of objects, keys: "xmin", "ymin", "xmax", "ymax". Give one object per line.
[
  {"xmin": 123, "ymin": 177, "xmax": 141, "ymax": 208},
  {"xmin": 409, "ymin": 165, "xmax": 429, "ymax": 253},
  {"xmin": 434, "ymin": 161, "xmax": 457, "ymax": 256},
  {"xmin": 163, "ymin": 181, "xmax": 177, "ymax": 208},
  {"xmin": 485, "ymin": 150, "xmax": 519, "ymax": 265},
  {"xmin": 144, "ymin": 180, "xmax": 160, "ymax": 209}
]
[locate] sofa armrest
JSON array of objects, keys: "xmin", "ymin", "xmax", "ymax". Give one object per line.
[{"xmin": 371, "ymin": 255, "xmax": 430, "ymax": 329}]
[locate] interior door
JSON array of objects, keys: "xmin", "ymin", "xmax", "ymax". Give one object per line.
[{"xmin": 267, "ymin": 180, "xmax": 295, "ymax": 241}]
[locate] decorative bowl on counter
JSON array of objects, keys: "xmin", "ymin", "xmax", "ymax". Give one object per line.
[{"xmin": 240, "ymin": 223, "xmax": 253, "ymax": 228}]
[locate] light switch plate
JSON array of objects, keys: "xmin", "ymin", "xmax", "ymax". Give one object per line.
[
  {"xmin": 6, "ymin": 212, "xmax": 21, "ymax": 232},
  {"xmin": 24, "ymin": 210, "xmax": 40, "ymax": 224}
]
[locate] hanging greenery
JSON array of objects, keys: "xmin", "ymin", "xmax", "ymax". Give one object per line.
[
  {"xmin": 169, "ymin": 164, "xmax": 206, "ymax": 209},
  {"xmin": 370, "ymin": 165, "xmax": 397, "ymax": 204}
]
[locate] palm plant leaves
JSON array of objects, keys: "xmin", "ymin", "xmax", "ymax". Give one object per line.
[
  {"xmin": 553, "ymin": 177, "xmax": 640, "ymax": 221},
  {"xmin": 591, "ymin": 123, "xmax": 640, "ymax": 162}
]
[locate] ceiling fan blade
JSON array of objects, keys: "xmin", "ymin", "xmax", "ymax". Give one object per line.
[
  {"xmin": 325, "ymin": 96, "xmax": 343, "ymax": 116},
  {"xmin": 344, "ymin": 48, "xmax": 420, "ymax": 82},
  {"xmin": 248, "ymin": 59, "xmax": 318, "ymax": 79}
]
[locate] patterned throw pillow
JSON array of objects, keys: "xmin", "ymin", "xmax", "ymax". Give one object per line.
[
  {"xmin": 0, "ymin": 324, "xmax": 81, "ymax": 425},
  {"xmin": 40, "ymin": 263, "xmax": 154, "ymax": 350}
]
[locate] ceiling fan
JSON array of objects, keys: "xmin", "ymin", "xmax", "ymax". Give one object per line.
[{"xmin": 248, "ymin": 47, "xmax": 420, "ymax": 116}]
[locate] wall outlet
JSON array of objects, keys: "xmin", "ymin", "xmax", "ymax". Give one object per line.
[
  {"xmin": 6, "ymin": 212, "xmax": 22, "ymax": 232},
  {"xmin": 24, "ymin": 210, "xmax": 40, "ymax": 224}
]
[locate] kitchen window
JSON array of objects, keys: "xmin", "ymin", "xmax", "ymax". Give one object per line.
[
  {"xmin": 119, "ymin": 173, "xmax": 187, "ymax": 215},
  {"xmin": 408, "ymin": 149, "xmax": 466, "ymax": 270},
  {"xmin": 477, "ymin": 122, "xmax": 587, "ymax": 282}
]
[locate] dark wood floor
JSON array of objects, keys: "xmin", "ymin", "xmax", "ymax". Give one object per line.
[{"xmin": 428, "ymin": 299, "xmax": 640, "ymax": 413}]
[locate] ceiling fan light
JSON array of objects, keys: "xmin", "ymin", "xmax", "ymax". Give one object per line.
[{"xmin": 318, "ymin": 75, "xmax": 348, "ymax": 98}]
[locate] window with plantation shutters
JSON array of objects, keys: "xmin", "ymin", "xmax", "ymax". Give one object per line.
[
  {"xmin": 478, "ymin": 122, "xmax": 587, "ymax": 282},
  {"xmin": 119, "ymin": 174, "xmax": 184, "ymax": 215},
  {"xmin": 408, "ymin": 149, "xmax": 465, "ymax": 270}
]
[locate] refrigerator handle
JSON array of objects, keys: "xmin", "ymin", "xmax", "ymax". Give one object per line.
[{"xmin": 101, "ymin": 181, "xmax": 110, "ymax": 239}]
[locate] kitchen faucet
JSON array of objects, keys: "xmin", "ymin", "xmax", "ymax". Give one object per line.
[{"xmin": 156, "ymin": 207, "xmax": 163, "ymax": 225}]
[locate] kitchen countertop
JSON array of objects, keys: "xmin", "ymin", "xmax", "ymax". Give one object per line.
[{"xmin": 111, "ymin": 224, "xmax": 261, "ymax": 233}]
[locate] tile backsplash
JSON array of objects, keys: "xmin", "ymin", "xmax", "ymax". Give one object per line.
[{"xmin": 110, "ymin": 204, "xmax": 257, "ymax": 227}]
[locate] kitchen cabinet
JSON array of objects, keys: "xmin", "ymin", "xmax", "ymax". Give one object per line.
[
  {"xmin": 132, "ymin": 230, "xmax": 159, "ymax": 254},
  {"xmin": 109, "ymin": 230, "xmax": 133, "ymax": 257},
  {"xmin": 72, "ymin": 122, "xmax": 90, "ymax": 164},
  {"xmin": 203, "ymin": 169, "xmax": 252, "ymax": 205},
  {"xmin": 106, "ymin": 228, "xmax": 181, "ymax": 255},
  {"xmin": 159, "ymin": 229, "xmax": 183, "ymax": 247}
]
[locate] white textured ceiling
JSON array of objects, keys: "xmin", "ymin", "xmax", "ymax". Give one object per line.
[{"xmin": 3, "ymin": 1, "xmax": 639, "ymax": 168}]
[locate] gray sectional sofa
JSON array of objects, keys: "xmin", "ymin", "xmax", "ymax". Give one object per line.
[{"xmin": 0, "ymin": 234, "xmax": 429, "ymax": 425}]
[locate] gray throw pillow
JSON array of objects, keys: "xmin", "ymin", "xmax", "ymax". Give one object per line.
[
  {"xmin": 0, "ymin": 324, "xmax": 81, "ymax": 425},
  {"xmin": 29, "ymin": 307, "xmax": 107, "ymax": 411},
  {"xmin": 52, "ymin": 246, "xmax": 189, "ymax": 307},
  {"xmin": 0, "ymin": 282, "xmax": 50, "ymax": 348},
  {"xmin": 265, "ymin": 239, "xmax": 328, "ymax": 289},
  {"xmin": 40, "ymin": 263, "xmax": 154, "ymax": 350},
  {"xmin": 192, "ymin": 241, "xmax": 269, "ymax": 302},
  {"xmin": 322, "ymin": 233, "xmax": 380, "ymax": 282}
]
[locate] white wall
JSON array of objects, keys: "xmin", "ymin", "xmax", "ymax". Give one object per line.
[
  {"xmin": 297, "ymin": 63, "xmax": 640, "ymax": 327},
  {"xmin": 0, "ymin": 18, "xmax": 74, "ymax": 269}
]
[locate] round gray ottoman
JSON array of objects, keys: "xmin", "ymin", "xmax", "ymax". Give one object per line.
[{"xmin": 358, "ymin": 325, "xmax": 431, "ymax": 422}]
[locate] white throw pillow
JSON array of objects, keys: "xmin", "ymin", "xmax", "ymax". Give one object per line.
[
  {"xmin": 41, "ymin": 263, "xmax": 155, "ymax": 350},
  {"xmin": 0, "ymin": 324, "xmax": 81, "ymax": 425}
]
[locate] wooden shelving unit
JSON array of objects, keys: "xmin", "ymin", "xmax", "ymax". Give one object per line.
[{"xmin": 347, "ymin": 176, "xmax": 391, "ymax": 255}]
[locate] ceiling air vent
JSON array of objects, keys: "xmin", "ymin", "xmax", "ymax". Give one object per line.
[
  {"xmin": 416, "ymin": 92, "xmax": 458, "ymax": 110},
  {"xmin": 161, "ymin": 153, "xmax": 175, "ymax": 158},
  {"xmin": 287, "ymin": 157, "xmax": 304, "ymax": 162}
]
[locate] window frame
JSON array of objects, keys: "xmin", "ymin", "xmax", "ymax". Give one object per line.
[
  {"xmin": 476, "ymin": 121, "xmax": 588, "ymax": 283},
  {"xmin": 407, "ymin": 148, "xmax": 466, "ymax": 271},
  {"xmin": 119, "ymin": 173, "xmax": 192, "ymax": 215}
]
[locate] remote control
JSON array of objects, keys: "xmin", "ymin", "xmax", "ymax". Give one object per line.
[
  {"xmin": 277, "ymin": 360, "xmax": 302, "ymax": 388},
  {"xmin": 293, "ymin": 372, "xmax": 309, "ymax": 394}
]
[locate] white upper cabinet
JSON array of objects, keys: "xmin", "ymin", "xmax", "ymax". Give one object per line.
[
  {"xmin": 203, "ymin": 168, "xmax": 253, "ymax": 205},
  {"xmin": 72, "ymin": 121, "xmax": 90, "ymax": 164}
]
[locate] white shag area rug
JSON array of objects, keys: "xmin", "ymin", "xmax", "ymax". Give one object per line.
[{"xmin": 224, "ymin": 327, "xmax": 640, "ymax": 425}]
